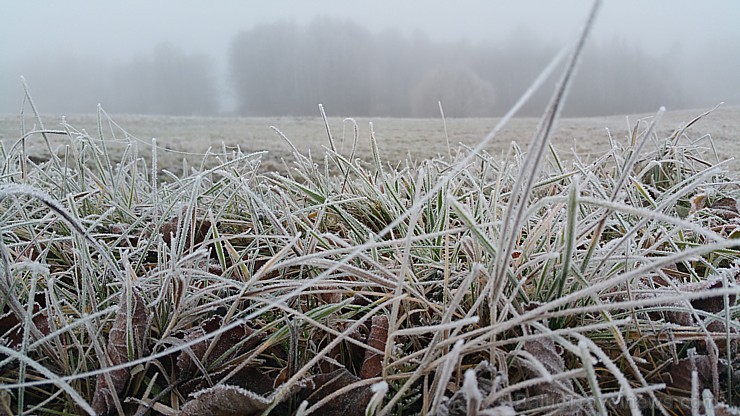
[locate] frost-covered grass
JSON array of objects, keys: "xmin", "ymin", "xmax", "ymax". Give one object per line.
[
  {"xmin": 2, "ymin": 5, "xmax": 740, "ymax": 416},
  {"xmin": 3, "ymin": 91, "xmax": 740, "ymax": 416}
]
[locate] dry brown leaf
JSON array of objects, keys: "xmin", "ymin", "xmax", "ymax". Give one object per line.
[
  {"xmin": 360, "ymin": 315, "xmax": 388, "ymax": 379},
  {"xmin": 690, "ymin": 193, "xmax": 708, "ymax": 215},
  {"xmin": 664, "ymin": 354, "xmax": 729, "ymax": 394},
  {"xmin": 177, "ymin": 314, "xmax": 261, "ymax": 380},
  {"xmin": 318, "ymin": 285, "xmax": 342, "ymax": 304},
  {"xmin": 160, "ymin": 212, "xmax": 212, "ymax": 251},
  {"xmin": 0, "ymin": 292, "xmax": 50, "ymax": 350},
  {"xmin": 91, "ymin": 288, "xmax": 148, "ymax": 415},
  {"xmin": 519, "ymin": 336, "xmax": 583, "ymax": 414},
  {"xmin": 178, "ymin": 384, "xmax": 271, "ymax": 416},
  {"xmin": 687, "ymin": 277, "xmax": 737, "ymax": 313},
  {"xmin": 630, "ymin": 272, "xmax": 737, "ymax": 326},
  {"xmin": 710, "ymin": 197, "xmax": 739, "ymax": 212},
  {"xmin": 297, "ymin": 368, "xmax": 374, "ymax": 415},
  {"xmin": 662, "ymin": 276, "xmax": 737, "ymax": 326},
  {"xmin": 180, "ymin": 368, "xmax": 371, "ymax": 416},
  {"xmin": 523, "ymin": 337, "xmax": 564, "ymax": 375},
  {"xmin": 179, "ymin": 365, "xmax": 275, "ymax": 399}
]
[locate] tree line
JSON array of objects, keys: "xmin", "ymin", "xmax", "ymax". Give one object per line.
[
  {"xmin": 230, "ymin": 18, "xmax": 685, "ymax": 117},
  {"xmin": 1, "ymin": 43, "xmax": 217, "ymax": 116},
  {"xmin": 3, "ymin": 17, "xmax": 725, "ymax": 117}
]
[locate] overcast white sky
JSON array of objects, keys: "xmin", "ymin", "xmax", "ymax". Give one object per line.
[
  {"xmin": 4, "ymin": 0, "xmax": 739, "ymax": 61},
  {"xmin": 2, "ymin": 1, "xmax": 739, "ymax": 114}
]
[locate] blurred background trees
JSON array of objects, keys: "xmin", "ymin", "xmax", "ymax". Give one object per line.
[
  {"xmin": 229, "ymin": 18, "xmax": 685, "ymax": 117},
  {"xmin": 2, "ymin": 43, "xmax": 217, "ymax": 116},
  {"xmin": 0, "ymin": 17, "xmax": 713, "ymax": 117},
  {"xmin": 113, "ymin": 43, "xmax": 217, "ymax": 115}
]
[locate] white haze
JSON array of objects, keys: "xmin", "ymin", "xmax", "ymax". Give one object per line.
[{"xmin": 1, "ymin": 0, "xmax": 738, "ymax": 116}]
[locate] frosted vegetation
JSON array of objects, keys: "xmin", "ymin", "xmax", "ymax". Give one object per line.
[{"xmin": 1, "ymin": 2, "xmax": 739, "ymax": 415}]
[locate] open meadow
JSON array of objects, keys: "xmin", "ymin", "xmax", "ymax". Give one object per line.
[
  {"xmin": 0, "ymin": 100, "xmax": 738, "ymax": 415},
  {"xmin": 2, "ymin": 106, "xmax": 739, "ymax": 175}
]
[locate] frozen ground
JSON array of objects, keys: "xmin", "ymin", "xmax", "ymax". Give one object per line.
[{"xmin": 1, "ymin": 106, "xmax": 737, "ymax": 174}]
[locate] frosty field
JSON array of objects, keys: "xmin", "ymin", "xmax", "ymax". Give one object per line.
[
  {"xmin": 2, "ymin": 106, "xmax": 738, "ymax": 175},
  {"xmin": 3, "ymin": 1, "xmax": 740, "ymax": 413},
  {"xmin": 1, "ymin": 101, "xmax": 739, "ymax": 414}
]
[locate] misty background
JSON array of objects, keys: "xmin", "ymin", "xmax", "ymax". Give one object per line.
[{"xmin": 1, "ymin": 1, "xmax": 739, "ymax": 118}]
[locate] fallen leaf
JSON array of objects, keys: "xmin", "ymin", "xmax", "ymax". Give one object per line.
[
  {"xmin": 689, "ymin": 194, "xmax": 707, "ymax": 215},
  {"xmin": 297, "ymin": 368, "xmax": 374, "ymax": 415},
  {"xmin": 91, "ymin": 288, "xmax": 148, "ymax": 415},
  {"xmin": 318, "ymin": 285, "xmax": 342, "ymax": 304},
  {"xmin": 710, "ymin": 197, "xmax": 738, "ymax": 211},
  {"xmin": 631, "ymin": 272, "xmax": 737, "ymax": 326},
  {"xmin": 360, "ymin": 315, "xmax": 388, "ymax": 379},
  {"xmin": 0, "ymin": 292, "xmax": 50, "ymax": 350},
  {"xmin": 177, "ymin": 314, "xmax": 262, "ymax": 380},
  {"xmin": 664, "ymin": 354, "xmax": 729, "ymax": 394},
  {"xmin": 523, "ymin": 336, "xmax": 564, "ymax": 375},
  {"xmin": 179, "ymin": 365, "xmax": 275, "ymax": 399},
  {"xmin": 178, "ymin": 384, "xmax": 271, "ymax": 416},
  {"xmin": 687, "ymin": 276, "xmax": 736, "ymax": 314},
  {"xmin": 160, "ymin": 209, "xmax": 212, "ymax": 252}
]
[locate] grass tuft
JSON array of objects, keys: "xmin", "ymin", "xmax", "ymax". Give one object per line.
[
  {"xmin": 1, "ymin": 94, "xmax": 738, "ymax": 414},
  {"xmin": 2, "ymin": 6, "xmax": 740, "ymax": 416}
]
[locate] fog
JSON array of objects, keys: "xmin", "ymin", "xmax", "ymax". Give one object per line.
[{"xmin": 1, "ymin": 1, "xmax": 738, "ymax": 117}]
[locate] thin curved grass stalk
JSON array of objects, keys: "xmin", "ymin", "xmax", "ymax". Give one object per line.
[
  {"xmin": 670, "ymin": 102, "xmax": 724, "ymax": 144},
  {"xmin": 554, "ymin": 174, "xmax": 579, "ymax": 300},
  {"xmin": 366, "ymin": 381, "xmax": 389, "ymax": 416},
  {"xmin": 20, "ymin": 77, "xmax": 54, "ymax": 160},
  {"xmin": 492, "ymin": 0, "xmax": 602, "ymax": 321},
  {"xmin": 151, "ymin": 137, "xmax": 158, "ymax": 204},
  {"xmin": 438, "ymin": 101, "xmax": 452, "ymax": 161},
  {"xmin": 0, "ymin": 345, "xmax": 96, "ymax": 415},
  {"xmin": 580, "ymin": 107, "xmax": 665, "ymax": 272},
  {"xmin": 339, "ymin": 117, "xmax": 360, "ymax": 193},
  {"xmin": 319, "ymin": 103, "xmax": 337, "ymax": 154},
  {"xmin": 262, "ymin": 299, "xmax": 401, "ymax": 415},
  {"xmin": 394, "ymin": 317, "xmax": 480, "ymax": 338},
  {"xmin": 430, "ymin": 339, "xmax": 465, "ymax": 413},
  {"xmin": 578, "ymin": 340, "xmax": 608, "ymax": 415},
  {"xmin": 0, "ymin": 184, "xmax": 125, "ymax": 283}
]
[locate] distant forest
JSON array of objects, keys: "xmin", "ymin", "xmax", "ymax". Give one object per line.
[
  {"xmin": 2, "ymin": 17, "xmax": 735, "ymax": 117},
  {"xmin": 229, "ymin": 18, "xmax": 683, "ymax": 117}
]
